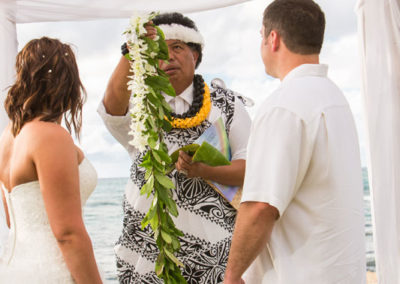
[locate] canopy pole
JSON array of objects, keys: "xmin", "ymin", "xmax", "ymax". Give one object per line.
[
  {"xmin": 0, "ymin": 6, "xmax": 17, "ymax": 132},
  {"xmin": 0, "ymin": 5, "xmax": 17, "ymax": 254}
]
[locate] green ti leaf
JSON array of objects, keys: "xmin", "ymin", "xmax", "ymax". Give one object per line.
[
  {"xmin": 155, "ymin": 26, "xmax": 169, "ymax": 60},
  {"xmin": 164, "ymin": 248, "xmax": 184, "ymax": 267},
  {"xmin": 170, "ymin": 144, "xmax": 200, "ymax": 164},
  {"xmin": 140, "ymin": 174, "xmax": 154, "ymax": 198},
  {"xmin": 127, "ymin": 12, "xmax": 187, "ymax": 284},
  {"xmin": 145, "ymin": 76, "xmax": 176, "ymax": 97},
  {"xmin": 154, "ymin": 172, "xmax": 175, "ymax": 189},
  {"xmin": 161, "ymin": 230, "xmax": 173, "ymax": 244},
  {"xmin": 155, "ymin": 253, "xmax": 165, "ymax": 276}
]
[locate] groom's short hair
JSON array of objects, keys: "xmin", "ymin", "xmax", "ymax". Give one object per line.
[{"xmin": 263, "ymin": 0, "xmax": 325, "ymax": 55}]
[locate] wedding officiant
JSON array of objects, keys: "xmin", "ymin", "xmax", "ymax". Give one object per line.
[{"xmin": 98, "ymin": 12, "xmax": 251, "ymax": 283}]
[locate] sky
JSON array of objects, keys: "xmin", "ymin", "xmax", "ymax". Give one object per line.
[{"xmin": 16, "ymin": 0, "xmax": 365, "ymax": 178}]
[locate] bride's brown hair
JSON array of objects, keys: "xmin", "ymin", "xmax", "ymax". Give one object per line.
[{"xmin": 4, "ymin": 37, "xmax": 86, "ymax": 138}]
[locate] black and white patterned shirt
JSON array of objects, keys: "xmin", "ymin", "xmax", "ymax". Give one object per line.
[{"xmin": 98, "ymin": 81, "xmax": 251, "ymax": 283}]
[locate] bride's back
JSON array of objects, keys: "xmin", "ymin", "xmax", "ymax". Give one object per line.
[
  {"xmin": 0, "ymin": 37, "xmax": 102, "ymax": 284},
  {"xmin": 0, "ymin": 120, "xmax": 79, "ymax": 192},
  {"xmin": 0, "ymin": 121, "xmax": 52, "ymax": 193}
]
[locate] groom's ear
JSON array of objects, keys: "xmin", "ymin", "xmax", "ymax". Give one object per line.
[{"xmin": 269, "ymin": 30, "xmax": 280, "ymax": 52}]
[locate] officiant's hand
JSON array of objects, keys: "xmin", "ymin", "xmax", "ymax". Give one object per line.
[
  {"xmin": 144, "ymin": 21, "xmax": 157, "ymax": 40},
  {"xmin": 175, "ymin": 150, "xmax": 203, "ymax": 178},
  {"xmin": 175, "ymin": 151, "xmax": 246, "ymax": 186},
  {"xmin": 104, "ymin": 21, "xmax": 157, "ymax": 117}
]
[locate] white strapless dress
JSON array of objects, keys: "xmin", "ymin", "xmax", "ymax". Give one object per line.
[{"xmin": 0, "ymin": 158, "xmax": 97, "ymax": 284}]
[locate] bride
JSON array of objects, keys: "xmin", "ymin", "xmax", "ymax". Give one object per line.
[{"xmin": 0, "ymin": 37, "xmax": 102, "ymax": 283}]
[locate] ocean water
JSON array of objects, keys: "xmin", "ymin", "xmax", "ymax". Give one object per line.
[
  {"xmin": 84, "ymin": 178, "xmax": 126, "ymax": 283},
  {"xmin": 84, "ymin": 168, "xmax": 375, "ymax": 283}
]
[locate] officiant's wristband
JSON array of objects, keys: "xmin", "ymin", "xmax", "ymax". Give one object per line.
[{"xmin": 121, "ymin": 43, "xmax": 128, "ymax": 56}]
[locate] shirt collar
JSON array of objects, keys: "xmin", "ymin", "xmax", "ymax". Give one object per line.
[
  {"xmin": 165, "ymin": 83, "xmax": 194, "ymax": 105},
  {"xmin": 282, "ymin": 64, "xmax": 328, "ymax": 85}
]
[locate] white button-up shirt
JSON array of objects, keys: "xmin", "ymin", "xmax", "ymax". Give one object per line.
[
  {"xmin": 164, "ymin": 84, "xmax": 194, "ymax": 115},
  {"xmin": 242, "ymin": 64, "xmax": 366, "ymax": 284}
]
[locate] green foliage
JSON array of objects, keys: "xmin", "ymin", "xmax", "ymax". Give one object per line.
[
  {"xmin": 135, "ymin": 15, "xmax": 187, "ymax": 284},
  {"xmin": 170, "ymin": 144, "xmax": 201, "ymax": 164},
  {"xmin": 192, "ymin": 141, "xmax": 231, "ymax": 166},
  {"xmin": 170, "ymin": 142, "xmax": 231, "ymax": 166}
]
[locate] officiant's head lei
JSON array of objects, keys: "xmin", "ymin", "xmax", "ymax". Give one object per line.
[{"xmin": 153, "ymin": 12, "xmax": 204, "ymax": 68}]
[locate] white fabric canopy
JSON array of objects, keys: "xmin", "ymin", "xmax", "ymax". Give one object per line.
[
  {"xmin": 1, "ymin": 0, "xmax": 249, "ymax": 23},
  {"xmin": 0, "ymin": 0, "xmax": 250, "ymax": 259},
  {"xmin": 357, "ymin": 0, "xmax": 400, "ymax": 282}
]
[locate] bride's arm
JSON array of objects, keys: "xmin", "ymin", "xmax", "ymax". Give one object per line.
[{"xmin": 31, "ymin": 124, "xmax": 102, "ymax": 284}]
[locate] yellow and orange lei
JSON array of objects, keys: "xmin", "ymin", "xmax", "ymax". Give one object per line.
[{"xmin": 167, "ymin": 83, "xmax": 211, "ymax": 129}]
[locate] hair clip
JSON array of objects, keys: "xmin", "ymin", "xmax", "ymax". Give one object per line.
[
  {"xmin": 48, "ymin": 69, "xmax": 52, "ymax": 73},
  {"xmin": 42, "ymin": 54, "xmax": 46, "ymax": 58},
  {"xmin": 65, "ymin": 52, "xmax": 69, "ymax": 56}
]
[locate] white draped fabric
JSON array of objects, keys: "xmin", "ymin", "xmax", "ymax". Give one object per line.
[
  {"xmin": 357, "ymin": 0, "xmax": 400, "ymax": 282},
  {"xmin": 0, "ymin": 6, "xmax": 17, "ymax": 132},
  {"xmin": 1, "ymin": 0, "xmax": 249, "ymax": 23},
  {"xmin": 0, "ymin": 7, "xmax": 17, "ymax": 253},
  {"xmin": 0, "ymin": 0, "xmax": 249, "ymax": 259}
]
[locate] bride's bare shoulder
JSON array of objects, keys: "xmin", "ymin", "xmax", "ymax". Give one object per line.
[{"xmin": 20, "ymin": 120, "xmax": 75, "ymax": 150}]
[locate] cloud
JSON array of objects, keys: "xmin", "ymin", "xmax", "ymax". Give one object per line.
[
  {"xmin": 321, "ymin": 34, "xmax": 361, "ymax": 91},
  {"xmin": 318, "ymin": 0, "xmax": 359, "ymax": 39}
]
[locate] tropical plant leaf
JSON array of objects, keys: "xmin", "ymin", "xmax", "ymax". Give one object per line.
[
  {"xmin": 127, "ymin": 12, "xmax": 187, "ymax": 284},
  {"xmin": 170, "ymin": 144, "xmax": 200, "ymax": 164},
  {"xmin": 155, "ymin": 173, "xmax": 175, "ymax": 189},
  {"xmin": 140, "ymin": 174, "xmax": 154, "ymax": 197},
  {"xmin": 192, "ymin": 141, "xmax": 231, "ymax": 166},
  {"xmin": 161, "ymin": 230, "xmax": 173, "ymax": 244},
  {"xmin": 154, "ymin": 148, "xmax": 172, "ymax": 164},
  {"xmin": 164, "ymin": 248, "xmax": 184, "ymax": 267},
  {"xmin": 165, "ymin": 196, "xmax": 179, "ymax": 217},
  {"xmin": 155, "ymin": 253, "xmax": 165, "ymax": 276},
  {"xmin": 145, "ymin": 76, "xmax": 176, "ymax": 97}
]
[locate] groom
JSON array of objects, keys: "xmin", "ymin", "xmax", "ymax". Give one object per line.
[
  {"xmin": 224, "ymin": 0, "xmax": 366, "ymax": 283},
  {"xmin": 99, "ymin": 12, "xmax": 251, "ymax": 283}
]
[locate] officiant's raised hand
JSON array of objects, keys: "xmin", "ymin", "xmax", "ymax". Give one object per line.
[{"xmin": 144, "ymin": 21, "xmax": 157, "ymax": 39}]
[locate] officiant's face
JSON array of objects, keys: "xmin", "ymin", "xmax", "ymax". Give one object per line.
[{"xmin": 159, "ymin": 40, "xmax": 199, "ymax": 95}]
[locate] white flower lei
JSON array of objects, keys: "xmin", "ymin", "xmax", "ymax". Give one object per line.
[{"xmin": 125, "ymin": 12, "xmax": 159, "ymax": 152}]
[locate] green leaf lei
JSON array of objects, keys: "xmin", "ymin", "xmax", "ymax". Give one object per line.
[{"xmin": 124, "ymin": 12, "xmax": 187, "ymax": 283}]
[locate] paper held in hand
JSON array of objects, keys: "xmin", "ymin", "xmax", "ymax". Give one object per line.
[{"xmin": 170, "ymin": 117, "xmax": 242, "ymax": 209}]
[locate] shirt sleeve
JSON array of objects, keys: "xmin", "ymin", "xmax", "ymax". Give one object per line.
[
  {"xmin": 97, "ymin": 100, "xmax": 136, "ymax": 155},
  {"xmin": 228, "ymin": 98, "xmax": 252, "ymax": 160},
  {"xmin": 241, "ymin": 107, "xmax": 307, "ymax": 216}
]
